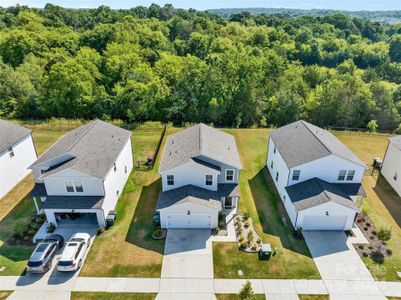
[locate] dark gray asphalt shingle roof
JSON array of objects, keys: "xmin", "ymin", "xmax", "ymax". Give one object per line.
[
  {"xmin": 285, "ymin": 177, "xmax": 364, "ymax": 212},
  {"xmin": 389, "ymin": 135, "xmax": 401, "ymax": 150},
  {"xmin": 157, "ymin": 184, "xmax": 239, "ymax": 210},
  {"xmin": 30, "ymin": 120, "xmax": 132, "ymax": 179},
  {"xmin": 270, "ymin": 120, "xmax": 366, "ymax": 168},
  {"xmin": 42, "ymin": 195, "xmax": 104, "ymax": 209},
  {"xmin": 159, "ymin": 123, "xmax": 242, "ymax": 173},
  {"xmin": 31, "ymin": 183, "xmax": 47, "ymax": 197},
  {"xmin": 0, "ymin": 119, "xmax": 32, "ymax": 153}
]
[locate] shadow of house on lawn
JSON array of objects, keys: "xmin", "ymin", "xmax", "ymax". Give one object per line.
[
  {"xmin": 248, "ymin": 167, "xmax": 312, "ymax": 257},
  {"xmin": 374, "ymin": 174, "xmax": 401, "ymax": 228},
  {"xmin": 125, "ymin": 177, "xmax": 164, "ymax": 255}
]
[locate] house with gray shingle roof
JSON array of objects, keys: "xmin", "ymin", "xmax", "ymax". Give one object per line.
[
  {"xmin": 267, "ymin": 120, "xmax": 367, "ymax": 231},
  {"xmin": 380, "ymin": 135, "xmax": 401, "ymax": 197},
  {"xmin": 157, "ymin": 123, "xmax": 242, "ymax": 229},
  {"xmin": 29, "ymin": 120, "xmax": 133, "ymax": 227},
  {"xmin": 0, "ymin": 120, "xmax": 37, "ymax": 198}
]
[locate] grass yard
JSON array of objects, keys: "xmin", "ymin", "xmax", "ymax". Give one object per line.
[
  {"xmin": 336, "ymin": 131, "xmax": 401, "ymax": 281},
  {"xmin": 80, "ymin": 127, "xmax": 166, "ymax": 277},
  {"xmin": 214, "ymin": 129, "xmax": 320, "ymax": 279},
  {"xmin": 0, "ymin": 291, "xmax": 12, "ymax": 300},
  {"xmin": 0, "ymin": 128, "xmax": 67, "ymax": 276},
  {"xmin": 71, "ymin": 292, "xmax": 156, "ymax": 300},
  {"xmin": 215, "ymin": 294, "xmax": 265, "ymax": 300},
  {"xmin": 298, "ymin": 295, "xmax": 329, "ymax": 300}
]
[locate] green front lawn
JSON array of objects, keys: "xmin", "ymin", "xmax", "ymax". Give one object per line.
[
  {"xmin": 80, "ymin": 127, "xmax": 166, "ymax": 277},
  {"xmin": 71, "ymin": 292, "xmax": 156, "ymax": 300},
  {"xmin": 337, "ymin": 131, "xmax": 401, "ymax": 281},
  {"xmin": 299, "ymin": 295, "xmax": 329, "ymax": 300},
  {"xmin": 214, "ymin": 129, "xmax": 320, "ymax": 279},
  {"xmin": 0, "ymin": 291, "xmax": 12, "ymax": 300},
  {"xmin": 216, "ymin": 294, "xmax": 265, "ymax": 300},
  {"xmin": 0, "ymin": 128, "xmax": 67, "ymax": 276}
]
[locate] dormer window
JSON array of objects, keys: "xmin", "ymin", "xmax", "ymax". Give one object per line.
[
  {"xmin": 8, "ymin": 147, "xmax": 14, "ymax": 158},
  {"xmin": 114, "ymin": 162, "xmax": 117, "ymax": 172}
]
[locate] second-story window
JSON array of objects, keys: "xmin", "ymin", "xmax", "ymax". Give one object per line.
[
  {"xmin": 273, "ymin": 145, "xmax": 277, "ymax": 154},
  {"xmin": 292, "ymin": 170, "xmax": 300, "ymax": 181},
  {"xmin": 275, "ymin": 172, "xmax": 279, "ymax": 182},
  {"xmin": 394, "ymin": 172, "xmax": 398, "ymax": 181},
  {"xmin": 346, "ymin": 170, "xmax": 355, "ymax": 181},
  {"xmin": 167, "ymin": 175, "xmax": 174, "ymax": 186},
  {"xmin": 125, "ymin": 166, "xmax": 127, "ymax": 174},
  {"xmin": 226, "ymin": 169, "xmax": 234, "ymax": 182},
  {"xmin": 271, "ymin": 161, "xmax": 274, "ymax": 169},
  {"xmin": 65, "ymin": 181, "xmax": 74, "ymax": 192},
  {"xmin": 114, "ymin": 162, "xmax": 117, "ymax": 172},
  {"xmin": 205, "ymin": 175, "xmax": 213, "ymax": 186},
  {"xmin": 8, "ymin": 147, "xmax": 14, "ymax": 158},
  {"xmin": 75, "ymin": 181, "xmax": 84, "ymax": 192},
  {"xmin": 338, "ymin": 170, "xmax": 347, "ymax": 181}
]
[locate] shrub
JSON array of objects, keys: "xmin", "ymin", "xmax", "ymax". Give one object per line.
[
  {"xmin": 371, "ymin": 251, "xmax": 385, "ymax": 263},
  {"xmin": 367, "ymin": 120, "xmax": 378, "ymax": 133},
  {"xmin": 358, "ymin": 245, "xmax": 364, "ymax": 250},
  {"xmin": 387, "ymin": 249, "xmax": 393, "ymax": 256},
  {"xmin": 362, "ymin": 209, "xmax": 369, "ymax": 216},
  {"xmin": 13, "ymin": 221, "xmax": 28, "ymax": 237},
  {"xmin": 256, "ymin": 237, "xmax": 261, "ymax": 244},
  {"xmin": 368, "ymin": 245, "xmax": 373, "ymax": 250},
  {"xmin": 362, "ymin": 252, "xmax": 368, "ymax": 257},
  {"xmin": 243, "ymin": 212, "xmax": 250, "ymax": 220},
  {"xmin": 366, "ymin": 222, "xmax": 371, "ymax": 227},
  {"xmin": 396, "ymin": 123, "xmax": 401, "ymax": 134},
  {"xmin": 239, "ymin": 234, "xmax": 245, "ymax": 242},
  {"xmin": 46, "ymin": 222, "xmax": 56, "ymax": 233},
  {"xmin": 239, "ymin": 280, "xmax": 255, "ymax": 300},
  {"xmin": 370, "ymin": 236, "xmax": 375, "ymax": 240},
  {"xmin": 372, "ymin": 231, "xmax": 377, "ymax": 236},
  {"xmin": 364, "ymin": 227, "xmax": 368, "ymax": 231},
  {"xmin": 23, "ymin": 236, "xmax": 30, "ymax": 241},
  {"xmin": 247, "ymin": 230, "xmax": 254, "ymax": 241},
  {"xmin": 251, "ymin": 243, "xmax": 258, "ymax": 251},
  {"xmin": 244, "ymin": 220, "xmax": 250, "ymax": 228},
  {"xmin": 27, "ymin": 229, "xmax": 36, "ymax": 236},
  {"xmin": 377, "ymin": 227, "xmax": 392, "ymax": 242},
  {"xmin": 239, "ymin": 240, "xmax": 247, "ymax": 249},
  {"xmin": 97, "ymin": 226, "xmax": 106, "ymax": 236}
]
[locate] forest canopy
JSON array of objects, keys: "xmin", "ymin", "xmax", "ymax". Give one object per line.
[{"xmin": 2, "ymin": 4, "xmax": 401, "ymax": 130}]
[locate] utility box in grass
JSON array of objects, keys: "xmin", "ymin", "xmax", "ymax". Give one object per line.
[{"xmin": 259, "ymin": 243, "xmax": 272, "ymax": 260}]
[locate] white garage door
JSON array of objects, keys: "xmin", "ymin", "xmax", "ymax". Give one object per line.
[
  {"xmin": 302, "ymin": 215, "xmax": 348, "ymax": 231},
  {"xmin": 166, "ymin": 213, "xmax": 212, "ymax": 229}
]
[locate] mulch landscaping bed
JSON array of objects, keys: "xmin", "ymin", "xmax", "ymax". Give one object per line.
[
  {"xmin": 234, "ymin": 214, "xmax": 262, "ymax": 253},
  {"xmin": 354, "ymin": 212, "xmax": 392, "ymax": 263},
  {"xmin": 7, "ymin": 214, "xmax": 45, "ymax": 246}
]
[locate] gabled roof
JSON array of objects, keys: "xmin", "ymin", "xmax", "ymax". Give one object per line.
[
  {"xmin": 30, "ymin": 120, "xmax": 131, "ymax": 179},
  {"xmin": 269, "ymin": 120, "xmax": 367, "ymax": 169},
  {"xmin": 285, "ymin": 177, "xmax": 364, "ymax": 212},
  {"xmin": 389, "ymin": 135, "xmax": 401, "ymax": 151},
  {"xmin": 157, "ymin": 184, "xmax": 238, "ymax": 210},
  {"xmin": 159, "ymin": 123, "xmax": 242, "ymax": 173},
  {"xmin": 0, "ymin": 119, "xmax": 32, "ymax": 153}
]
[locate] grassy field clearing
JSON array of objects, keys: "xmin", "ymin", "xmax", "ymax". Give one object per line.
[{"xmin": 71, "ymin": 292, "xmax": 156, "ymax": 300}]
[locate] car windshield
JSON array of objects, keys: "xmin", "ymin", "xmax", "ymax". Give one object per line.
[
  {"xmin": 70, "ymin": 238, "xmax": 83, "ymax": 243},
  {"xmin": 27, "ymin": 261, "xmax": 42, "ymax": 267},
  {"xmin": 35, "ymin": 243, "xmax": 48, "ymax": 252},
  {"xmin": 58, "ymin": 260, "xmax": 73, "ymax": 266}
]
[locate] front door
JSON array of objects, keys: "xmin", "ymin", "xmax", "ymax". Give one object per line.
[{"xmin": 224, "ymin": 197, "xmax": 233, "ymax": 209}]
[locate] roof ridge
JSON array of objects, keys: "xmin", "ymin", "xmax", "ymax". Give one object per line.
[
  {"xmin": 66, "ymin": 120, "xmax": 98, "ymax": 153},
  {"xmin": 300, "ymin": 120, "xmax": 331, "ymax": 155}
]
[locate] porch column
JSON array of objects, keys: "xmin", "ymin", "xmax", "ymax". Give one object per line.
[
  {"xmin": 45, "ymin": 210, "xmax": 57, "ymax": 226},
  {"xmin": 33, "ymin": 196, "xmax": 40, "ymax": 215}
]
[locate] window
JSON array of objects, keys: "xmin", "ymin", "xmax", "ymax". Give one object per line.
[
  {"xmin": 8, "ymin": 147, "xmax": 14, "ymax": 158},
  {"xmin": 125, "ymin": 166, "xmax": 127, "ymax": 174},
  {"xmin": 75, "ymin": 181, "xmax": 83, "ymax": 192},
  {"xmin": 271, "ymin": 161, "xmax": 274, "ymax": 169},
  {"xmin": 65, "ymin": 181, "xmax": 74, "ymax": 192},
  {"xmin": 292, "ymin": 170, "xmax": 300, "ymax": 181},
  {"xmin": 346, "ymin": 170, "xmax": 355, "ymax": 181},
  {"xmin": 226, "ymin": 169, "xmax": 234, "ymax": 182},
  {"xmin": 338, "ymin": 170, "xmax": 347, "ymax": 181},
  {"xmin": 275, "ymin": 172, "xmax": 279, "ymax": 182},
  {"xmin": 273, "ymin": 145, "xmax": 277, "ymax": 154},
  {"xmin": 205, "ymin": 175, "xmax": 213, "ymax": 186},
  {"xmin": 75, "ymin": 243, "xmax": 84, "ymax": 259},
  {"xmin": 167, "ymin": 175, "xmax": 174, "ymax": 186},
  {"xmin": 394, "ymin": 172, "xmax": 398, "ymax": 181},
  {"xmin": 116, "ymin": 190, "xmax": 119, "ymax": 196},
  {"xmin": 113, "ymin": 162, "xmax": 117, "ymax": 172}
]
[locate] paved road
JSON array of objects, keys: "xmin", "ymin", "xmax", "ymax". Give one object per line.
[
  {"xmin": 303, "ymin": 231, "xmax": 374, "ymax": 281},
  {"xmin": 161, "ymin": 229, "xmax": 213, "ymax": 278}
]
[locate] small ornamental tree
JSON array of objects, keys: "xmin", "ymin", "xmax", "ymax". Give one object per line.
[
  {"xmin": 377, "ymin": 227, "xmax": 392, "ymax": 242},
  {"xmin": 367, "ymin": 120, "xmax": 378, "ymax": 133},
  {"xmin": 239, "ymin": 280, "xmax": 256, "ymax": 300}
]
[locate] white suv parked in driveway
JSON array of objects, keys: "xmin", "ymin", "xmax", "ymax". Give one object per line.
[{"xmin": 57, "ymin": 233, "xmax": 91, "ymax": 272}]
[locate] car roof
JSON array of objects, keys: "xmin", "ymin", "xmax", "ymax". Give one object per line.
[
  {"xmin": 29, "ymin": 242, "xmax": 52, "ymax": 261},
  {"xmin": 60, "ymin": 241, "xmax": 81, "ymax": 260}
]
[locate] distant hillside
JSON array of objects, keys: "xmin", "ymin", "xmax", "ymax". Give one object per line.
[{"xmin": 207, "ymin": 8, "xmax": 401, "ymax": 24}]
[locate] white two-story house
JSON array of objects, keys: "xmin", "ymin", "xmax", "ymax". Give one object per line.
[
  {"xmin": 0, "ymin": 120, "xmax": 37, "ymax": 199},
  {"xmin": 381, "ymin": 135, "xmax": 401, "ymax": 197},
  {"xmin": 267, "ymin": 120, "xmax": 367, "ymax": 231},
  {"xmin": 30, "ymin": 120, "xmax": 133, "ymax": 227},
  {"xmin": 157, "ymin": 123, "xmax": 242, "ymax": 229}
]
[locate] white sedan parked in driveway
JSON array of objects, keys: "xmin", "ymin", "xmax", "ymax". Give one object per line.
[{"xmin": 57, "ymin": 233, "xmax": 91, "ymax": 272}]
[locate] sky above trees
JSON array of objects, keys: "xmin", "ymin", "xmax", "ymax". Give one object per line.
[{"xmin": 2, "ymin": 0, "xmax": 401, "ymax": 10}]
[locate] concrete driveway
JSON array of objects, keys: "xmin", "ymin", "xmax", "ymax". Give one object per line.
[
  {"xmin": 161, "ymin": 229, "xmax": 213, "ymax": 278},
  {"xmin": 303, "ymin": 231, "xmax": 373, "ymax": 281},
  {"xmin": 8, "ymin": 223, "xmax": 98, "ymax": 300}
]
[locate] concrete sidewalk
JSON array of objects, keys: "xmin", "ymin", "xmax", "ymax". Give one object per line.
[{"xmin": 2, "ymin": 276, "xmax": 401, "ymax": 298}]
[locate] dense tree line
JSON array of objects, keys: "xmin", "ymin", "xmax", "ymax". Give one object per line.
[{"xmin": 2, "ymin": 4, "xmax": 401, "ymax": 130}]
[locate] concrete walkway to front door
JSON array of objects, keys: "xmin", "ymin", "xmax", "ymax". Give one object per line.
[
  {"xmin": 303, "ymin": 231, "xmax": 374, "ymax": 281},
  {"xmin": 161, "ymin": 229, "xmax": 213, "ymax": 278}
]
